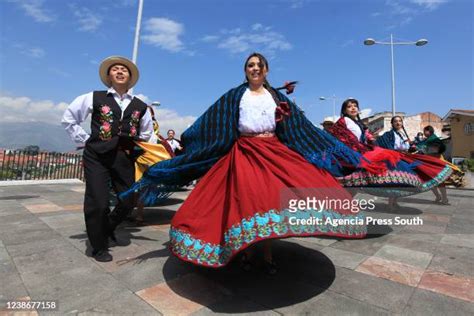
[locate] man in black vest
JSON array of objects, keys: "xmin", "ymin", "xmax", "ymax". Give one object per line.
[{"xmin": 62, "ymin": 56, "xmax": 153, "ymax": 262}]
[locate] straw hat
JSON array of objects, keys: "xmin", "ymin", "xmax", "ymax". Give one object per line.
[{"xmin": 99, "ymin": 56, "xmax": 139, "ymax": 88}]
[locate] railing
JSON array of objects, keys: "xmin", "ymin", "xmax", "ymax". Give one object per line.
[{"xmin": 0, "ymin": 149, "xmax": 83, "ymax": 181}]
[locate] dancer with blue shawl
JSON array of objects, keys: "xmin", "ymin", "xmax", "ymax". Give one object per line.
[
  {"xmin": 123, "ymin": 53, "xmax": 367, "ymax": 273},
  {"xmin": 330, "ymin": 100, "xmax": 452, "ymax": 205},
  {"xmin": 376, "ymin": 116, "xmax": 415, "ymax": 152}
]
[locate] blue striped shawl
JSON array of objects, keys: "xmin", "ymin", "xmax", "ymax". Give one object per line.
[
  {"xmin": 376, "ymin": 130, "xmax": 396, "ymax": 149},
  {"xmin": 122, "ymin": 83, "xmax": 363, "ymax": 205}
]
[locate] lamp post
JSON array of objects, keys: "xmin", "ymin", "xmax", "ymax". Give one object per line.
[
  {"xmin": 129, "ymin": 0, "xmax": 144, "ymax": 95},
  {"xmin": 364, "ymin": 34, "xmax": 428, "ymax": 116},
  {"xmin": 319, "ymin": 94, "xmax": 341, "ymax": 121}
]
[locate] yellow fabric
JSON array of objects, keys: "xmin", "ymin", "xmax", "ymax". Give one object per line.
[
  {"xmin": 440, "ymin": 155, "xmax": 462, "ymax": 172},
  {"xmin": 134, "ymin": 141, "xmax": 172, "ymax": 181}
]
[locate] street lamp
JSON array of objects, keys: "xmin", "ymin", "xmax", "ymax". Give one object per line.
[
  {"xmin": 364, "ymin": 34, "xmax": 428, "ymax": 116},
  {"xmin": 319, "ymin": 94, "xmax": 342, "ymax": 121},
  {"xmin": 129, "ymin": 0, "xmax": 144, "ymax": 95}
]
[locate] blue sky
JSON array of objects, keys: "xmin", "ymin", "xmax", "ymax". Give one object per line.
[{"xmin": 0, "ymin": 0, "xmax": 472, "ymax": 136}]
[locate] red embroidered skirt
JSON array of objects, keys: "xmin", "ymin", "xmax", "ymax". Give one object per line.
[
  {"xmin": 169, "ymin": 136, "xmax": 366, "ymax": 267},
  {"xmin": 338, "ymin": 147, "xmax": 452, "ymax": 197}
]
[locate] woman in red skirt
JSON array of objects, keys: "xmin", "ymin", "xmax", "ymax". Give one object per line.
[
  {"xmin": 123, "ymin": 53, "xmax": 369, "ymax": 274},
  {"xmin": 163, "ymin": 53, "xmax": 367, "ymax": 274},
  {"xmin": 329, "ymin": 99, "xmax": 452, "ymax": 205}
]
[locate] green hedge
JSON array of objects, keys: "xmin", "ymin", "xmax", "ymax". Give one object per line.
[{"xmin": 465, "ymin": 159, "xmax": 474, "ymax": 172}]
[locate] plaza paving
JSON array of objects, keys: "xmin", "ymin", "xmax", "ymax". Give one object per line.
[{"xmin": 0, "ymin": 181, "xmax": 473, "ymax": 315}]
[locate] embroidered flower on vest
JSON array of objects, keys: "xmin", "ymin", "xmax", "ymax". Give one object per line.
[
  {"xmin": 129, "ymin": 110, "xmax": 141, "ymax": 137},
  {"xmin": 99, "ymin": 104, "xmax": 113, "ymax": 140}
]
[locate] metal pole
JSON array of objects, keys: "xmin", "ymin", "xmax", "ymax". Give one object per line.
[
  {"xmin": 130, "ymin": 0, "xmax": 144, "ymax": 95},
  {"xmin": 390, "ymin": 34, "xmax": 396, "ymax": 116}
]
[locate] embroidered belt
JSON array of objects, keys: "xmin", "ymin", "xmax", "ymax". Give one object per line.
[{"xmin": 240, "ymin": 131, "xmax": 275, "ymax": 138}]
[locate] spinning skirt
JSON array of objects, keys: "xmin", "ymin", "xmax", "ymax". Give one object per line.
[
  {"xmin": 134, "ymin": 141, "xmax": 172, "ymax": 181},
  {"xmin": 170, "ymin": 136, "xmax": 367, "ymax": 267},
  {"xmin": 338, "ymin": 147, "xmax": 453, "ymax": 197}
]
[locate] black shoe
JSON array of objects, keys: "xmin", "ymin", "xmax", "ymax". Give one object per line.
[
  {"xmin": 263, "ymin": 260, "xmax": 278, "ymax": 276},
  {"xmin": 92, "ymin": 249, "xmax": 113, "ymax": 262}
]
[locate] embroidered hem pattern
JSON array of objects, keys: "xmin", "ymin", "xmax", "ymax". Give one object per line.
[
  {"xmin": 339, "ymin": 165, "xmax": 452, "ymax": 197},
  {"xmin": 169, "ymin": 208, "xmax": 366, "ymax": 267}
]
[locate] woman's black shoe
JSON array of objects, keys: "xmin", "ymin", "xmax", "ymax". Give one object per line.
[{"xmin": 92, "ymin": 249, "xmax": 113, "ymax": 262}]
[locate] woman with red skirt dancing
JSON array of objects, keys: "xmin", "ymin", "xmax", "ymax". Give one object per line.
[
  {"xmin": 124, "ymin": 53, "xmax": 367, "ymax": 274},
  {"xmin": 330, "ymin": 99, "xmax": 453, "ymax": 204}
]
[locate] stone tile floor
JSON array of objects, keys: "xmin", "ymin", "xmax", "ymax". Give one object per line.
[{"xmin": 0, "ymin": 182, "xmax": 473, "ymax": 315}]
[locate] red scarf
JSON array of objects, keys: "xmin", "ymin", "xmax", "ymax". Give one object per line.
[
  {"xmin": 329, "ymin": 117, "xmax": 401, "ymax": 174},
  {"xmin": 329, "ymin": 118, "xmax": 373, "ymax": 154}
]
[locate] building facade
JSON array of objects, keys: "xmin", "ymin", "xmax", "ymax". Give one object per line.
[
  {"xmin": 362, "ymin": 111, "xmax": 446, "ymax": 140},
  {"xmin": 442, "ymin": 109, "xmax": 474, "ymax": 159}
]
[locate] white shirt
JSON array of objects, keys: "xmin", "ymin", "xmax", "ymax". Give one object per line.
[
  {"xmin": 394, "ymin": 130, "xmax": 410, "ymax": 151},
  {"xmin": 238, "ymin": 88, "xmax": 276, "ymax": 133},
  {"xmin": 344, "ymin": 117, "xmax": 362, "ymax": 141},
  {"xmin": 166, "ymin": 139, "xmax": 181, "ymax": 152},
  {"xmin": 61, "ymin": 87, "xmax": 153, "ymax": 145}
]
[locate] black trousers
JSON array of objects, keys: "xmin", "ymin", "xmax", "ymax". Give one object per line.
[{"xmin": 83, "ymin": 147, "xmax": 135, "ymax": 251}]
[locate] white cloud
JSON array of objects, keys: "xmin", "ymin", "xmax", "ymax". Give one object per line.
[
  {"xmin": 359, "ymin": 108, "xmax": 373, "ymax": 119},
  {"xmin": 386, "ymin": 0, "xmax": 416, "ymax": 15},
  {"xmin": 209, "ymin": 24, "xmax": 292, "ymax": 57},
  {"xmin": 134, "ymin": 94, "xmax": 196, "ymax": 136},
  {"xmin": 382, "ymin": 0, "xmax": 448, "ymax": 28},
  {"xmin": 410, "ymin": 0, "xmax": 448, "ymax": 10},
  {"xmin": 142, "ymin": 17, "xmax": 185, "ymax": 52},
  {"xmin": 154, "ymin": 108, "xmax": 196, "ymax": 137},
  {"xmin": 252, "ymin": 23, "xmax": 263, "ymax": 31},
  {"xmin": 0, "ymin": 92, "xmax": 196, "ymax": 138},
  {"xmin": 113, "ymin": 0, "xmax": 136, "ymax": 8},
  {"xmin": 7, "ymin": 0, "xmax": 55, "ymax": 23},
  {"xmin": 0, "ymin": 93, "xmax": 68, "ymax": 124},
  {"xmin": 386, "ymin": 0, "xmax": 448, "ymax": 15},
  {"xmin": 200, "ymin": 35, "xmax": 220, "ymax": 43},
  {"xmin": 221, "ymin": 28, "xmax": 242, "ymax": 35},
  {"xmin": 72, "ymin": 7, "xmax": 103, "ymax": 32},
  {"xmin": 288, "ymin": 0, "xmax": 311, "ymax": 9},
  {"xmin": 22, "ymin": 47, "xmax": 45, "ymax": 58},
  {"xmin": 48, "ymin": 68, "xmax": 71, "ymax": 78}
]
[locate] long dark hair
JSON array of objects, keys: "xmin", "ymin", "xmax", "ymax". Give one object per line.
[
  {"xmin": 340, "ymin": 98, "xmax": 367, "ymax": 131},
  {"xmin": 243, "ymin": 52, "xmax": 283, "ymax": 106},
  {"xmin": 391, "ymin": 115, "xmax": 410, "ymax": 141},
  {"xmin": 244, "ymin": 52, "xmax": 272, "ymax": 89}
]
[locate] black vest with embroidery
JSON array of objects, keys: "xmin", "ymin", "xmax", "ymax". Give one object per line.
[{"xmin": 86, "ymin": 91, "xmax": 147, "ymax": 154}]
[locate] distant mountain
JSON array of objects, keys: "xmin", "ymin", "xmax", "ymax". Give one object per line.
[{"xmin": 0, "ymin": 122, "xmax": 77, "ymax": 152}]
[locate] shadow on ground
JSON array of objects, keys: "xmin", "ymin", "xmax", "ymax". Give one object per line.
[
  {"xmin": 369, "ymin": 202, "xmax": 423, "ymax": 215},
  {"xmin": 161, "ymin": 240, "xmax": 336, "ymax": 313}
]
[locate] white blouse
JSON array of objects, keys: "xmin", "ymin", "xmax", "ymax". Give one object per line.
[
  {"xmin": 238, "ymin": 88, "xmax": 277, "ymax": 134},
  {"xmin": 394, "ymin": 131, "xmax": 410, "ymax": 151},
  {"xmin": 344, "ymin": 117, "xmax": 362, "ymax": 141}
]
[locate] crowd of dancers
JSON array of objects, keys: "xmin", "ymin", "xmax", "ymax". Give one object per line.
[{"xmin": 62, "ymin": 53, "xmax": 455, "ymax": 274}]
